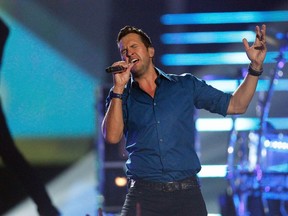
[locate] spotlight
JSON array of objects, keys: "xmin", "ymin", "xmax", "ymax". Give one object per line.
[{"xmin": 115, "ymin": 177, "xmax": 127, "ymax": 187}]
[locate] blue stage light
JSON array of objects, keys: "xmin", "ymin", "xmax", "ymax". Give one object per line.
[
  {"xmin": 161, "ymin": 11, "xmax": 288, "ymax": 25},
  {"xmin": 161, "ymin": 31, "xmax": 255, "ymax": 44},
  {"xmin": 198, "ymin": 165, "xmax": 227, "ymax": 178},
  {"xmin": 161, "ymin": 51, "xmax": 288, "ymax": 66},
  {"xmin": 206, "ymin": 79, "xmax": 288, "ymax": 92},
  {"xmin": 196, "ymin": 117, "xmax": 288, "ymax": 131}
]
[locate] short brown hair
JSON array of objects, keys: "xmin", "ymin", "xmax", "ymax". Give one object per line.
[{"xmin": 117, "ymin": 26, "xmax": 152, "ymax": 48}]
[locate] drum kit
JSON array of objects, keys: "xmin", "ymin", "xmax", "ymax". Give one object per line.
[{"xmin": 226, "ymin": 48, "xmax": 288, "ymax": 215}]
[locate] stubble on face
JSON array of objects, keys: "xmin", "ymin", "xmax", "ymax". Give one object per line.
[{"xmin": 119, "ymin": 34, "xmax": 154, "ymax": 78}]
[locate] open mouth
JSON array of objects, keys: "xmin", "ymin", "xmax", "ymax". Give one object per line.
[{"xmin": 131, "ymin": 59, "xmax": 139, "ymax": 64}]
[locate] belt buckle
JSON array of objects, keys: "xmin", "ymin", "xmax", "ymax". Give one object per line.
[
  {"xmin": 162, "ymin": 183, "xmax": 170, "ymax": 192},
  {"xmin": 163, "ymin": 182, "xmax": 178, "ymax": 192}
]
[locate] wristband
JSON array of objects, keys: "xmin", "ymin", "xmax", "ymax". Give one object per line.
[
  {"xmin": 248, "ymin": 64, "xmax": 263, "ymax": 76},
  {"xmin": 109, "ymin": 91, "xmax": 123, "ymax": 100}
]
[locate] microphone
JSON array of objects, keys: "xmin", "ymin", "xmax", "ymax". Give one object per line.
[
  {"xmin": 105, "ymin": 59, "xmax": 139, "ymax": 73},
  {"xmin": 105, "ymin": 65, "xmax": 125, "ymax": 73}
]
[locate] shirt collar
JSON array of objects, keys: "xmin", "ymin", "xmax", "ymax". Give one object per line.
[
  {"xmin": 155, "ymin": 67, "xmax": 175, "ymax": 82},
  {"xmin": 130, "ymin": 67, "xmax": 175, "ymax": 88}
]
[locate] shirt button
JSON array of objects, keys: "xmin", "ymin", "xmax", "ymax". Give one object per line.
[
  {"xmin": 154, "ymin": 102, "xmax": 157, "ymax": 106},
  {"xmin": 159, "ymin": 138, "xmax": 163, "ymax": 142},
  {"xmin": 157, "ymin": 121, "xmax": 160, "ymax": 124}
]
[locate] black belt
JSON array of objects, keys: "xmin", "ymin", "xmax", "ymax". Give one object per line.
[{"xmin": 128, "ymin": 177, "xmax": 200, "ymax": 192}]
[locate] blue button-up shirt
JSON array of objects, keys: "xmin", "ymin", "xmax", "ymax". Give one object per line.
[{"xmin": 106, "ymin": 68, "xmax": 231, "ymax": 182}]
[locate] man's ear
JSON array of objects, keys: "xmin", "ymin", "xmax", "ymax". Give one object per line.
[{"xmin": 148, "ymin": 47, "xmax": 155, "ymax": 58}]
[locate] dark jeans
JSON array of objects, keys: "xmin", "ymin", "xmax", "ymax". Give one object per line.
[{"xmin": 120, "ymin": 186, "xmax": 208, "ymax": 216}]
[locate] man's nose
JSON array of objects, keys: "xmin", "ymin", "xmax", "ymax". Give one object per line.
[{"xmin": 126, "ymin": 49, "xmax": 133, "ymax": 57}]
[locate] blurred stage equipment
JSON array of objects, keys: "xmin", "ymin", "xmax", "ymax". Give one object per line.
[
  {"xmin": 97, "ymin": 85, "xmax": 127, "ymax": 214},
  {"xmin": 226, "ymin": 35, "xmax": 288, "ymax": 216}
]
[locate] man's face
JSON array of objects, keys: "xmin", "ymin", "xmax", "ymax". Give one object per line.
[{"xmin": 118, "ymin": 33, "xmax": 154, "ymax": 74}]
